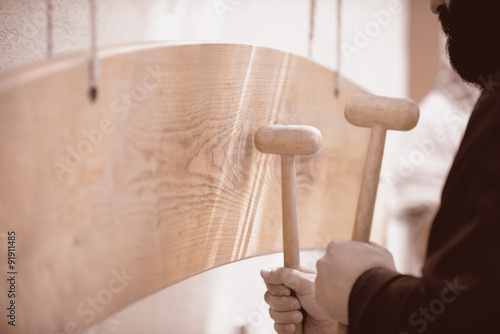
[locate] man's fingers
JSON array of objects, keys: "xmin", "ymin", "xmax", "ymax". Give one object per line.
[
  {"xmin": 282, "ymin": 268, "xmax": 314, "ymax": 295},
  {"xmin": 261, "ymin": 267, "xmax": 286, "ymax": 285},
  {"xmin": 274, "ymin": 323, "xmax": 297, "ymax": 334},
  {"xmin": 264, "ymin": 292, "xmax": 301, "ymax": 312},
  {"xmin": 269, "ymin": 309, "xmax": 303, "ymax": 324},
  {"xmin": 326, "ymin": 239, "xmax": 347, "ymax": 255},
  {"xmin": 261, "ymin": 267, "xmax": 314, "ymax": 294},
  {"xmin": 265, "ymin": 283, "xmax": 291, "ymax": 296},
  {"xmin": 299, "ymin": 265, "xmax": 316, "ymax": 275},
  {"xmin": 368, "ymin": 241, "xmax": 385, "ymax": 249}
]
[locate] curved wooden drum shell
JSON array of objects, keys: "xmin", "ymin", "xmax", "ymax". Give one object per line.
[{"xmin": 0, "ymin": 43, "xmax": 370, "ymax": 333}]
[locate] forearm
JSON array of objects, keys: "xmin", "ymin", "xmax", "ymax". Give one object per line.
[
  {"xmin": 348, "ymin": 267, "xmax": 418, "ymax": 334},
  {"xmin": 348, "ymin": 266, "xmax": 498, "ymax": 334}
]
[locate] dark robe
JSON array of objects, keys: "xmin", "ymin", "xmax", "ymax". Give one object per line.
[{"xmin": 349, "ymin": 75, "xmax": 500, "ymax": 334}]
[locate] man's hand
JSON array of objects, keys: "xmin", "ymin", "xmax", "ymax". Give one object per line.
[
  {"xmin": 261, "ymin": 267, "xmax": 337, "ymax": 334},
  {"xmin": 315, "ymin": 240, "xmax": 397, "ymax": 325}
]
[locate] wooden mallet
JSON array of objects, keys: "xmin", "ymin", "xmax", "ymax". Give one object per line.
[
  {"xmin": 255, "ymin": 125, "xmax": 323, "ymax": 334},
  {"xmin": 337, "ymin": 94, "xmax": 419, "ymax": 334}
]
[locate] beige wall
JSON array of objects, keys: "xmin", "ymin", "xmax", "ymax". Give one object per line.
[{"xmin": 408, "ymin": 0, "xmax": 440, "ymax": 102}]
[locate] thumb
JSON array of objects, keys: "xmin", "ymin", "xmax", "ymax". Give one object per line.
[{"xmin": 282, "ymin": 268, "xmax": 314, "ymax": 295}]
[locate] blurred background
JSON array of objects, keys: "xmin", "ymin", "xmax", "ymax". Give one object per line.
[{"xmin": 0, "ymin": 0, "xmax": 479, "ymax": 333}]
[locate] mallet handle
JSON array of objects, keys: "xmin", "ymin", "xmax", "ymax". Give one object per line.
[
  {"xmin": 352, "ymin": 124, "xmax": 386, "ymax": 242},
  {"xmin": 338, "ymin": 125, "xmax": 387, "ymax": 334},
  {"xmin": 281, "ymin": 154, "xmax": 303, "ymax": 334}
]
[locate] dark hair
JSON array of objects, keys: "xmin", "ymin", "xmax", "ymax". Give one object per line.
[{"xmin": 439, "ymin": 0, "xmax": 500, "ymax": 87}]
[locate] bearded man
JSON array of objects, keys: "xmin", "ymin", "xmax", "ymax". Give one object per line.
[{"xmin": 261, "ymin": 1, "xmax": 500, "ymax": 333}]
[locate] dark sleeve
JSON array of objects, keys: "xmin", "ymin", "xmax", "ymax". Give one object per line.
[
  {"xmin": 348, "ymin": 94, "xmax": 500, "ymax": 334},
  {"xmin": 348, "ymin": 268, "xmax": 421, "ymax": 334}
]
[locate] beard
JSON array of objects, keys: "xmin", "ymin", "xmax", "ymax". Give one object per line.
[{"xmin": 439, "ymin": 0, "xmax": 500, "ymax": 87}]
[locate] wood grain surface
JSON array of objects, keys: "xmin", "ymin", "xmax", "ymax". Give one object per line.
[{"xmin": 0, "ymin": 42, "xmax": 370, "ymax": 333}]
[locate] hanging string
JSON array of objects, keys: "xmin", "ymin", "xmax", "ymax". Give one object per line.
[
  {"xmin": 89, "ymin": 0, "xmax": 99, "ymax": 102},
  {"xmin": 335, "ymin": 0, "xmax": 342, "ymax": 98},
  {"xmin": 46, "ymin": 0, "xmax": 53, "ymax": 58},
  {"xmin": 308, "ymin": 0, "xmax": 316, "ymax": 58}
]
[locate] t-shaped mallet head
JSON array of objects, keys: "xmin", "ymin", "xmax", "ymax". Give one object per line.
[
  {"xmin": 254, "ymin": 125, "xmax": 323, "ymax": 156},
  {"xmin": 345, "ymin": 94, "xmax": 419, "ymax": 242},
  {"xmin": 345, "ymin": 94, "xmax": 419, "ymax": 131},
  {"xmin": 254, "ymin": 124, "xmax": 322, "ymax": 334}
]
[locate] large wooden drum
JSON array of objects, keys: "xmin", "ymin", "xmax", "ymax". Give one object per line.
[{"xmin": 0, "ymin": 42, "xmax": 370, "ymax": 333}]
